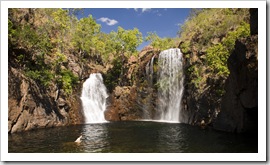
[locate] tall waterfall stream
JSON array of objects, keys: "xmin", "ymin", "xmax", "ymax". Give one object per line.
[
  {"xmin": 157, "ymin": 48, "xmax": 184, "ymax": 122},
  {"xmin": 146, "ymin": 48, "xmax": 184, "ymax": 122},
  {"xmin": 80, "ymin": 73, "xmax": 108, "ymax": 123}
]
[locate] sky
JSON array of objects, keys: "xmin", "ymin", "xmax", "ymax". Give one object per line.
[{"xmin": 77, "ymin": 8, "xmax": 191, "ymax": 50}]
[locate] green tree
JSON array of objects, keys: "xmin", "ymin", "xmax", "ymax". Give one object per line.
[
  {"xmin": 108, "ymin": 26, "xmax": 143, "ymax": 58},
  {"xmin": 145, "ymin": 32, "xmax": 178, "ymax": 51},
  {"xmin": 8, "ymin": 8, "xmax": 145, "ymax": 94},
  {"xmin": 71, "ymin": 15, "xmax": 101, "ymax": 55}
]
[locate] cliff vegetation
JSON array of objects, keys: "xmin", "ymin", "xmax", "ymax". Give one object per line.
[
  {"xmin": 8, "ymin": 8, "xmax": 257, "ymax": 133},
  {"xmin": 178, "ymin": 9, "xmax": 252, "ymax": 128}
]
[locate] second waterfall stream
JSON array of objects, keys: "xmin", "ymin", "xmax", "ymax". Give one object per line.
[
  {"xmin": 158, "ymin": 48, "xmax": 184, "ymax": 122},
  {"xmin": 146, "ymin": 48, "xmax": 184, "ymax": 122},
  {"xmin": 80, "ymin": 73, "xmax": 108, "ymax": 123}
]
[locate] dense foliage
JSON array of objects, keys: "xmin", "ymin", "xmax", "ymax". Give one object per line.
[
  {"xmin": 179, "ymin": 8, "xmax": 250, "ymax": 94},
  {"xmin": 8, "ymin": 8, "xmax": 143, "ymax": 95},
  {"xmin": 145, "ymin": 32, "xmax": 179, "ymax": 51},
  {"xmin": 9, "ymin": 8, "xmax": 251, "ymax": 97}
]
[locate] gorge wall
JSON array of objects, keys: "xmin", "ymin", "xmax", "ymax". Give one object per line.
[
  {"xmin": 8, "ymin": 8, "xmax": 258, "ymax": 134},
  {"xmin": 104, "ymin": 46, "xmax": 160, "ymax": 121},
  {"xmin": 8, "ymin": 64, "xmax": 84, "ymax": 133},
  {"xmin": 9, "ymin": 66, "xmax": 70, "ymax": 133},
  {"xmin": 213, "ymin": 8, "xmax": 258, "ymax": 133},
  {"xmin": 179, "ymin": 8, "xmax": 258, "ymax": 133},
  {"xmin": 8, "ymin": 38, "xmax": 158, "ymax": 133}
]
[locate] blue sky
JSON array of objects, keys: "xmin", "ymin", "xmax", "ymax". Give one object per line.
[{"xmin": 78, "ymin": 8, "xmax": 191, "ymax": 50}]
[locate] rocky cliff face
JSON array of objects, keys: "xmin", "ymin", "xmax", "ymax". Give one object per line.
[
  {"xmin": 180, "ymin": 80, "xmax": 221, "ymax": 126},
  {"xmin": 179, "ymin": 37, "xmax": 224, "ymax": 127},
  {"xmin": 104, "ymin": 46, "xmax": 160, "ymax": 121},
  {"xmin": 213, "ymin": 36, "xmax": 258, "ymax": 132},
  {"xmin": 213, "ymin": 9, "xmax": 258, "ymax": 133},
  {"xmin": 8, "ymin": 67, "xmax": 69, "ymax": 133},
  {"xmin": 178, "ymin": 9, "xmax": 258, "ymax": 132},
  {"xmin": 8, "ymin": 44, "xmax": 157, "ymax": 132},
  {"xmin": 105, "ymin": 86, "xmax": 142, "ymax": 121}
]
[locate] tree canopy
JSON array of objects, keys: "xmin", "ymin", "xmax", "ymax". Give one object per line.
[
  {"xmin": 8, "ymin": 8, "xmax": 251, "ymax": 97},
  {"xmin": 145, "ymin": 32, "xmax": 179, "ymax": 51},
  {"xmin": 8, "ymin": 8, "xmax": 145, "ymax": 94}
]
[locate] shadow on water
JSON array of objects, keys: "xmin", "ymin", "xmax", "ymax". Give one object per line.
[{"xmin": 8, "ymin": 121, "xmax": 258, "ymax": 153}]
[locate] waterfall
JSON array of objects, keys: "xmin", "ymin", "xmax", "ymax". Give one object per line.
[
  {"xmin": 145, "ymin": 55, "xmax": 155, "ymax": 86},
  {"xmin": 80, "ymin": 73, "xmax": 108, "ymax": 123},
  {"xmin": 143, "ymin": 55, "xmax": 156, "ymax": 119},
  {"xmin": 157, "ymin": 48, "xmax": 184, "ymax": 122}
]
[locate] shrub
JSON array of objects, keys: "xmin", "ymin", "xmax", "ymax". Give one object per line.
[
  {"xmin": 179, "ymin": 8, "xmax": 250, "ymax": 92},
  {"xmin": 206, "ymin": 22, "xmax": 250, "ymax": 77},
  {"xmin": 57, "ymin": 70, "xmax": 79, "ymax": 95},
  {"xmin": 26, "ymin": 69, "xmax": 53, "ymax": 87}
]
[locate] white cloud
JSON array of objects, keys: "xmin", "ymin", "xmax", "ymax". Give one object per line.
[
  {"xmin": 134, "ymin": 8, "xmax": 151, "ymax": 13},
  {"xmin": 142, "ymin": 8, "xmax": 151, "ymax": 13},
  {"xmin": 98, "ymin": 17, "xmax": 118, "ymax": 26}
]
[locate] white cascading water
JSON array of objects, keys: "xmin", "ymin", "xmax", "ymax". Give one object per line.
[
  {"xmin": 80, "ymin": 73, "xmax": 108, "ymax": 123},
  {"xmin": 156, "ymin": 48, "xmax": 184, "ymax": 122},
  {"xmin": 143, "ymin": 55, "xmax": 156, "ymax": 119},
  {"xmin": 145, "ymin": 55, "xmax": 155, "ymax": 86}
]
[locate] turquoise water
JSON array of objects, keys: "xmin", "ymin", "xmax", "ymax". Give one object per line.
[{"xmin": 8, "ymin": 121, "xmax": 257, "ymax": 153}]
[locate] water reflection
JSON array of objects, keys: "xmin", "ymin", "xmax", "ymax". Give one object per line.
[
  {"xmin": 9, "ymin": 125, "xmax": 84, "ymax": 153},
  {"xmin": 8, "ymin": 121, "xmax": 257, "ymax": 153},
  {"xmin": 157, "ymin": 124, "xmax": 188, "ymax": 152},
  {"xmin": 79, "ymin": 124, "xmax": 109, "ymax": 152}
]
